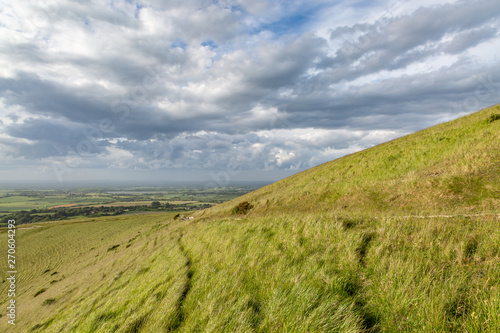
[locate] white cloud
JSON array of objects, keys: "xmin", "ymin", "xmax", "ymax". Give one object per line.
[{"xmin": 0, "ymin": 0, "xmax": 499, "ymax": 182}]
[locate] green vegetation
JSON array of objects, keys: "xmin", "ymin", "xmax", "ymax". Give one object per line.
[
  {"xmin": 486, "ymin": 113, "xmax": 500, "ymax": 123},
  {"xmin": 33, "ymin": 288, "xmax": 47, "ymax": 297},
  {"xmin": 232, "ymin": 201, "xmax": 254, "ymax": 214},
  {"xmin": 0, "ymin": 105, "xmax": 498, "ymax": 332},
  {"xmin": 198, "ymin": 104, "xmax": 500, "ymax": 218},
  {"xmin": 0, "ymin": 186, "xmax": 258, "ymax": 226},
  {"xmin": 0, "ymin": 186, "xmax": 257, "ymax": 213},
  {"xmin": 1, "ymin": 213, "xmax": 499, "ymax": 332},
  {"xmin": 0, "ymin": 192, "xmax": 114, "ymax": 212},
  {"xmin": 0, "ymin": 202, "xmax": 209, "ymax": 226}
]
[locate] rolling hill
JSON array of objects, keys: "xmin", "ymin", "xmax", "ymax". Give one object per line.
[
  {"xmin": 0, "ymin": 104, "xmax": 499, "ymax": 332},
  {"xmin": 198, "ymin": 104, "xmax": 500, "ymax": 218}
]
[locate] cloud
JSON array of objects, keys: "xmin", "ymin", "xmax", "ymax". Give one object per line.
[
  {"xmin": 442, "ymin": 26, "xmax": 498, "ymax": 54},
  {"xmin": 327, "ymin": 0, "xmax": 500, "ymax": 73},
  {"xmin": 0, "ymin": 0, "xmax": 499, "ymax": 182}
]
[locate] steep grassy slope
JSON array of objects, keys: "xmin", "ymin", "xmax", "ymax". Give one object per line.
[
  {"xmin": 180, "ymin": 213, "xmax": 500, "ymax": 332},
  {"xmin": 1, "ymin": 212, "xmax": 499, "ymax": 332},
  {"xmin": 198, "ymin": 104, "xmax": 500, "ymax": 218}
]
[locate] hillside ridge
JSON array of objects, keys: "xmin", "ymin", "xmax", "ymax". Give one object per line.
[{"xmin": 198, "ymin": 104, "xmax": 500, "ymax": 218}]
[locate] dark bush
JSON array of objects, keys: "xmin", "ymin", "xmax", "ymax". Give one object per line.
[
  {"xmin": 232, "ymin": 201, "xmax": 254, "ymax": 215},
  {"xmin": 486, "ymin": 113, "xmax": 500, "ymax": 123}
]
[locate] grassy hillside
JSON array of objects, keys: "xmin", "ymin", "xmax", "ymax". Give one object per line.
[
  {"xmin": 197, "ymin": 104, "xmax": 500, "ymax": 218},
  {"xmin": 1, "ymin": 105, "xmax": 499, "ymax": 332},
  {"xmin": 0, "ymin": 214, "xmax": 186, "ymax": 332},
  {"xmin": 1, "ymin": 213, "xmax": 499, "ymax": 332}
]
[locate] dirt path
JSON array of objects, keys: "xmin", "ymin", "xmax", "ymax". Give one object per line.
[{"xmin": 393, "ymin": 213, "xmax": 500, "ymax": 219}]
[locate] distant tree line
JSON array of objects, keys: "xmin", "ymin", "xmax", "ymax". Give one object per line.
[{"xmin": 0, "ymin": 201, "xmax": 213, "ymax": 226}]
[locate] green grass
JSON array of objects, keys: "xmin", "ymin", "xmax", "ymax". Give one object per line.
[
  {"xmin": 0, "ymin": 187, "xmax": 249, "ymax": 213},
  {"xmin": 0, "ymin": 195, "xmax": 115, "ymax": 212},
  {"xmin": 197, "ymin": 104, "xmax": 500, "ymax": 218},
  {"xmin": 1, "ymin": 212, "xmax": 499, "ymax": 332},
  {"xmin": 179, "ymin": 213, "xmax": 500, "ymax": 332},
  {"xmin": 0, "ymin": 214, "xmax": 186, "ymax": 332}
]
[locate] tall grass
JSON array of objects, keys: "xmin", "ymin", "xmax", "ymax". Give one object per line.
[
  {"xmin": 178, "ymin": 213, "xmax": 500, "ymax": 332},
  {"xmin": 1, "ymin": 209, "xmax": 499, "ymax": 332},
  {"xmin": 0, "ymin": 214, "xmax": 188, "ymax": 332}
]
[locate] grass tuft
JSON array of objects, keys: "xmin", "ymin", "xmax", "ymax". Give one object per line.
[
  {"xmin": 340, "ymin": 217, "xmax": 360, "ymax": 230},
  {"xmin": 29, "ymin": 318, "xmax": 54, "ymax": 332},
  {"xmin": 107, "ymin": 244, "xmax": 120, "ymax": 251},
  {"xmin": 42, "ymin": 298, "xmax": 56, "ymax": 306},
  {"xmin": 33, "ymin": 288, "xmax": 47, "ymax": 297},
  {"xmin": 356, "ymin": 232, "xmax": 375, "ymax": 265},
  {"xmin": 124, "ymin": 315, "xmax": 148, "ymax": 333},
  {"xmin": 444, "ymin": 285, "xmax": 472, "ymax": 324},
  {"xmin": 463, "ymin": 236, "xmax": 479, "ymax": 262},
  {"xmin": 90, "ymin": 311, "xmax": 119, "ymax": 331}
]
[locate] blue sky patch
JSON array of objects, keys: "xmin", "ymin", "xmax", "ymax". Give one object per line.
[
  {"xmin": 255, "ymin": 3, "xmax": 326, "ymax": 37},
  {"xmin": 171, "ymin": 39, "xmax": 187, "ymax": 49},
  {"xmin": 201, "ymin": 40, "xmax": 218, "ymax": 49}
]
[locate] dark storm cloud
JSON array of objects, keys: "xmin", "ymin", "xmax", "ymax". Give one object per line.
[
  {"xmin": 0, "ymin": 74, "xmax": 112, "ymax": 123},
  {"xmin": 2, "ymin": 117, "xmax": 110, "ymax": 158}
]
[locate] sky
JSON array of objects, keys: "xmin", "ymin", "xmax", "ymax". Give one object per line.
[{"xmin": 0, "ymin": 0, "xmax": 499, "ymax": 186}]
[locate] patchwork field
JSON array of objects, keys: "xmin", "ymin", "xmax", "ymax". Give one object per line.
[
  {"xmin": 0, "ymin": 186, "xmax": 258, "ymax": 214},
  {"xmin": 0, "ymin": 186, "xmax": 258, "ymax": 225},
  {"xmin": 0, "ymin": 195, "xmax": 115, "ymax": 212}
]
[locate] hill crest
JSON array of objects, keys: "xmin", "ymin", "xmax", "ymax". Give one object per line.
[{"xmin": 198, "ymin": 104, "xmax": 500, "ymax": 218}]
